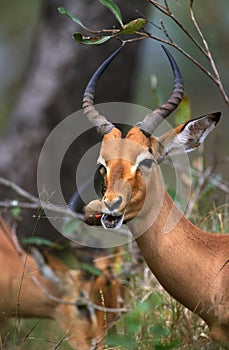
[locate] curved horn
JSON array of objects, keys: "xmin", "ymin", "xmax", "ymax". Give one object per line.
[
  {"xmin": 137, "ymin": 46, "xmax": 184, "ymax": 136},
  {"xmin": 82, "ymin": 46, "xmax": 123, "ymax": 136}
]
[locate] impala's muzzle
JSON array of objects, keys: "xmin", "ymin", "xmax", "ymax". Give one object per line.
[
  {"xmin": 101, "ymin": 212, "xmax": 125, "ymax": 230},
  {"xmin": 101, "ymin": 195, "xmax": 125, "ymax": 229}
]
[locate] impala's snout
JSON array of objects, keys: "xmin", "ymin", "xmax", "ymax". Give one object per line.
[
  {"xmin": 104, "ymin": 196, "xmax": 122, "ymax": 212},
  {"xmin": 101, "ymin": 180, "xmax": 131, "ymax": 230},
  {"xmin": 102, "ymin": 195, "xmax": 125, "ymax": 230}
]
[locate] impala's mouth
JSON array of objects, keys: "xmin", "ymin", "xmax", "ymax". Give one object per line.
[{"xmin": 101, "ymin": 213, "xmax": 124, "ymax": 230}]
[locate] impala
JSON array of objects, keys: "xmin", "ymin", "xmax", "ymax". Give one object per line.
[
  {"xmin": 82, "ymin": 45, "xmax": 229, "ymax": 345},
  {"xmin": 0, "ymin": 217, "xmax": 123, "ymax": 349}
]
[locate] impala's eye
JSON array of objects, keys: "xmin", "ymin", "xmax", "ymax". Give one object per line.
[
  {"xmin": 99, "ymin": 164, "xmax": 107, "ymax": 176},
  {"xmin": 101, "ymin": 183, "xmax": 106, "ymax": 196},
  {"xmin": 139, "ymin": 158, "xmax": 154, "ymax": 169}
]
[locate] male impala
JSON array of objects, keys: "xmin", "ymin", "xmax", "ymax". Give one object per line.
[
  {"xmin": 82, "ymin": 45, "xmax": 229, "ymax": 345},
  {"xmin": 0, "ymin": 217, "xmax": 123, "ymax": 349}
]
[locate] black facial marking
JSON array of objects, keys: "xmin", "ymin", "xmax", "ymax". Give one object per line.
[{"xmin": 138, "ymin": 158, "xmax": 154, "ymax": 169}]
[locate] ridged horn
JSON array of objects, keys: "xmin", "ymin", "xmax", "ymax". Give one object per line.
[
  {"xmin": 82, "ymin": 46, "xmax": 123, "ymax": 136},
  {"xmin": 137, "ymin": 45, "xmax": 184, "ymax": 136}
]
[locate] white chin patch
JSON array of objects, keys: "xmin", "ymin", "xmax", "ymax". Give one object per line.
[{"xmin": 101, "ymin": 213, "xmax": 124, "ymax": 230}]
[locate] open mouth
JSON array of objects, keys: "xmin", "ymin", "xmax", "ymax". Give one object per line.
[{"xmin": 101, "ymin": 213, "xmax": 124, "ymax": 230}]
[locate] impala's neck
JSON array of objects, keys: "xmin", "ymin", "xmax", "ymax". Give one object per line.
[{"xmin": 127, "ymin": 166, "xmax": 219, "ymax": 320}]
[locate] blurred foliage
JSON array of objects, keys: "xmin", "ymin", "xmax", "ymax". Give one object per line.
[
  {"xmin": 105, "ymin": 263, "xmax": 221, "ymax": 349},
  {"xmin": 1, "ymin": 318, "xmax": 73, "ymax": 349},
  {"xmin": 0, "ymin": 0, "xmax": 41, "ymax": 130},
  {"xmin": 22, "ymin": 236, "xmax": 63, "ymax": 249}
]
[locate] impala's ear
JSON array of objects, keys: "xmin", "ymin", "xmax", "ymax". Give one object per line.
[{"xmin": 156, "ymin": 112, "xmax": 221, "ymax": 161}]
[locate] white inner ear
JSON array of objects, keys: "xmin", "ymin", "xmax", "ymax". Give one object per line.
[
  {"xmin": 178, "ymin": 119, "xmax": 215, "ymax": 149},
  {"xmin": 164, "ymin": 118, "xmax": 216, "ymax": 155}
]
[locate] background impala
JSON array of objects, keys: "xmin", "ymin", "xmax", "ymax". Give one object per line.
[
  {"xmin": 0, "ymin": 216, "xmax": 124, "ymax": 350},
  {"xmin": 82, "ymin": 45, "xmax": 229, "ymax": 346}
]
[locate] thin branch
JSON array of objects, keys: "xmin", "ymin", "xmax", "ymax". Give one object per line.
[
  {"xmin": 120, "ymin": 34, "xmax": 147, "ymax": 45},
  {"xmin": 189, "ymin": 0, "xmax": 229, "ymax": 105},
  {"xmin": 164, "ymin": 0, "xmax": 171, "ymax": 15},
  {"xmin": 146, "ymin": 0, "xmax": 229, "ymax": 105},
  {"xmin": 0, "ymin": 200, "xmax": 41, "ymax": 210},
  {"xmin": 0, "ymin": 176, "xmax": 83, "ymax": 220},
  {"xmin": 160, "ymin": 19, "xmax": 173, "ymax": 42},
  {"xmin": 0, "ymin": 199, "xmax": 83, "ymax": 221},
  {"xmin": 0, "ymin": 177, "xmax": 38, "ymax": 203},
  {"xmin": 142, "ymin": 32, "xmax": 216, "ymax": 81},
  {"xmin": 148, "ymin": 0, "xmax": 207, "ymax": 56}
]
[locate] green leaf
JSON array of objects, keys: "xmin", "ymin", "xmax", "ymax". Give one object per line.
[
  {"xmin": 118, "ymin": 18, "xmax": 147, "ymax": 34},
  {"xmin": 99, "ymin": 0, "xmax": 123, "ymax": 26},
  {"xmin": 58, "ymin": 7, "xmax": 88, "ymax": 30},
  {"xmin": 80, "ymin": 263, "xmax": 101, "ymax": 276},
  {"xmin": 73, "ymin": 32, "xmax": 111, "ymax": 45},
  {"xmin": 23, "ymin": 237, "xmax": 62, "ymax": 249},
  {"xmin": 11, "ymin": 206, "xmax": 21, "ymax": 218},
  {"xmin": 150, "ymin": 324, "xmax": 170, "ymax": 338},
  {"xmin": 106, "ymin": 334, "xmax": 136, "ymax": 348},
  {"xmin": 63, "ymin": 218, "xmax": 81, "ymax": 235}
]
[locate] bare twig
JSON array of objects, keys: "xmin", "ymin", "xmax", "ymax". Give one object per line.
[
  {"xmin": 146, "ymin": 0, "xmax": 229, "ymax": 105},
  {"xmin": 189, "ymin": 0, "xmax": 229, "ymax": 105},
  {"xmin": 0, "ymin": 199, "xmax": 83, "ymax": 220},
  {"xmin": 142, "ymin": 33, "xmax": 216, "ymax": 81},
  {"xmin": 119, "ymin": 34, "xmax": 148, "ymax": 45},
  {"xmin": 148, "ymin": 0, "xmax": 206, "ymax": 56},
  {"xmin": 160, "ymin": 19, "xmax": 173, "ymax": 42},
  {"xmin": 0, "ymin": 177, "xmax": 38, "ymax": 203},
  {"xmin": 0, "ymin": 176, "xmax": 83, "ymax": 220}
]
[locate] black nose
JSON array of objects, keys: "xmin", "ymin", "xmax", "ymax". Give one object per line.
[{"xmin": 104, "ymin": 196, "xmax": 122, "ymax": 211}]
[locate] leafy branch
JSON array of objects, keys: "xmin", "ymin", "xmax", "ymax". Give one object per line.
[
  {"xmin": 58, "ymin": 5, "xmax": 147, "ymax": 45},
  {"xmin": 58, "ymin": 0, "xmax": 228, "ymax": 105}
]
